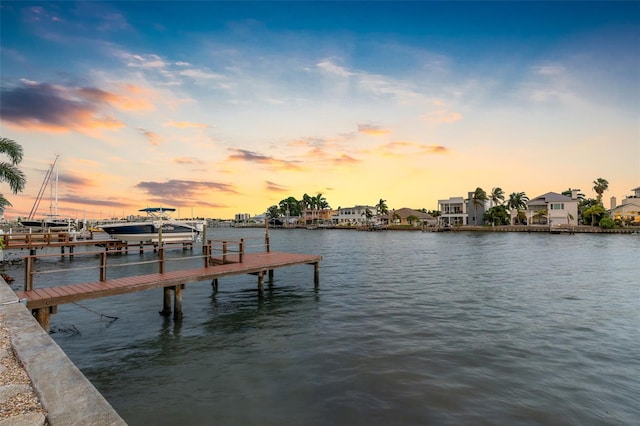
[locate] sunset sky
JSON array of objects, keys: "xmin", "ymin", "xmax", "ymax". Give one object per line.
[{"xmin": 1, "ymin": 1, "xmax": 638, "ymax": 220}]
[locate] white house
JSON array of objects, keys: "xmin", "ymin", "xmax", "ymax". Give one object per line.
[
  {"xmin": 438, "ymin": 196, "xmax": 467, "ymax": 226},
  {"xmin": 333, "ymin": 205, "xmax": 377, "ymax": 225},
  {"xmin": 523, "ymin": 192, "xmax": 579, "ymax": 226},
  {"xmin": 609, "ymin": 186, "xmax": 640, "ymax": 225},
  {"xmin": 438, "ymin": 192, "xmax": 490, "ymax": 226}
]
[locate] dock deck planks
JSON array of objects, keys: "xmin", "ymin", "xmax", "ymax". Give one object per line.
[{"xmin": 15, "ymin": 251, "xmax": 322, "ymax": 309}]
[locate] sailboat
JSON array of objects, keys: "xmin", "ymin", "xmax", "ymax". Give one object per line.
[{"xmin": 20, "ymin": 155, "xmax": 72, "ymax": 231}]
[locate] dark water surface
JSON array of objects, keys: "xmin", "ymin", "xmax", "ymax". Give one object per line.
[{"xmin": 6, "ymin": 229, "xmax": 639, "ymax": 425}]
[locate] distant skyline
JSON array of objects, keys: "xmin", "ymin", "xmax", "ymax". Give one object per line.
[{"xmin": 1, "ymin": 1, "xmax": 638, "ymax": 220}]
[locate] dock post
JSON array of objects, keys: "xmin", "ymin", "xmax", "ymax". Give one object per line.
[
  {"xmin": 24, "ymin": 256, "xmax": 34, "ymax": 291},
  {"xmin": 173, "ymin": 285, "xmax": 183, "ymax": 319},
  {"xmin": 69, "ymin": 245, "xmax": 74, "ymax": 259},
  {"xmin": 99, "ymin": 252, "xmax": 107, "ymax": 281},
  {"xmin": 222, "ymin": 241, "xmax": 227, "ymax": 264},
  {"xmin": 314, "ymin": 262, "xmax": 320, "ymax": 288},
  {"xmin": 34, "ymin": 307, "xmax": 51, "ymax": 332},
  {"xmin": 61, "ymin": 245, "xmax": 65, "ymax": 259},
  {"xmin": 257, "ymin": 271, "xmax": 265, "ymax": 299},
  {"xmin": 160, "ymin": 288, "xmax": 172, "ymax": 316},
  {"xmin": 211, "ymin": 278, "xmax": 218, "ymax": 293},
  {"xmin": 204, "ymin": 242, "xmax": 211, "ymax": 268},
  {"xmin": 159, "ymin": 247, "xmax": 165, "ymax": 274},
  {"xmin": 239, "ymin": 239, "xmax": 244, "ymax": 263},
  {"xmin": 268, "ymin": 269, "xmax": 274, "ymax": 285},
  {"xmin": 139, "ymin": 242, "xmax": 144, "ymax": 254}
]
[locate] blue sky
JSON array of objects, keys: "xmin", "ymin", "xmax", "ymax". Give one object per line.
[{"xmin": 1, "ymin": 1, "xmax": 638, "ymax": 219}]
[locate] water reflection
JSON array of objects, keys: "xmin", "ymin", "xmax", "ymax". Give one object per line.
[{"xmin": 6, "ymin": 230, "xmax": 639, "ymax": 425}]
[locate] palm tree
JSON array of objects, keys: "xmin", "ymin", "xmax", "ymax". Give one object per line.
[
  {"xmin": 363, "ymin": 208, "xmax": 373, "ymax": 224},
  {"xmin": 533, "ymin": 208, "xmax": 547, "ymax": 225},
  {"xmin": 0, "ymin": 137, "xmax": 26, "ymax": 208},
  {"xmin": 376, "ymin": 198, "xmax": 389, "ymax": 223},
  {"xmin": 584, "ymin": 204, "xmax": 606, "ymax": 226},
  {"xmin": 592, "ymin": 178, "xmax": 609, "ymax": 204},
  {"xmin": 301, "ymin": 193, "xmax": 312, "ymax": 224},
  {"xmin": 507, "ymin": 192, "xmax": 529, "ymax": 224},
  {"xmin": 315, "ymin": 193, "xmax": 329, "ymax": 223},
  {"xmin": 471, "ymin": 187, "xmax": 488, "ymax": 225},
  {"xmin": 490, "ymin": 187, "xmax": 505, "ymax": 207}
]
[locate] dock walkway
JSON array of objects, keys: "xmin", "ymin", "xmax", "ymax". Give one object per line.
[{"xmin": 15, "ymin": 249, "xmax": 321, "ymax": 331}]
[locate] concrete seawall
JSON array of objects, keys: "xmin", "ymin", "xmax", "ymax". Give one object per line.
[{"xmin": 0, "ymin": 280, "xmax": 126, "ymax": 425}]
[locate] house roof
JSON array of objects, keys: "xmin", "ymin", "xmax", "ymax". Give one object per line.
[
  {"xmin": 388, "ymin": 207, "xmax": 434, "ymax": 219},
  {"xmin": 610, "ymin": 201, "xmax": 640, "ymax": 213},
  {"xmin": 528, "ymin": 192, "xmax": 574, "ymax": 206}
]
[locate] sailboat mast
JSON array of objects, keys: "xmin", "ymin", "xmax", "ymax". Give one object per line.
[{"xmin": 55, "ymin": 160, "xmax": 59, "ymax": 216}]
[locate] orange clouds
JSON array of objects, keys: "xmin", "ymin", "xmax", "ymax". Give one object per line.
[
  {"xmin": 163, "ymin": 120, "xmax": 209, "ymax": 129},
  {"xmin": 358, "ymin": 124, "xmax": 391, "ymax": 136},
  {"xmin": 265, "ymin": 181, "xmax": 289, "ymax": 192},
  {"xmin": 0, "ymin": 80, "xmax": 157, "ymax": 135},
  {"xmin": 137, "ymin": 128, "xmax": 163, "ymax": 146},
  {"xmin": 375, "ymin": 141, "xmax": 449, "ymax": 157}
]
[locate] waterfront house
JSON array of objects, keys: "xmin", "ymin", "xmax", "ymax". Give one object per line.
[
  {"xmin": 333, "ymin": 205, "xmax": 377, "ymax": 225},
  {"xmin": 388, "ymin": 208, "xmax": 437, "ymax": 226},
  {"xmin": 523, "ymin": 192, "xmax": 579, "ymax": 226},
  {"xmin": 438, "ymin": 196, "xmax": 467, "ymax": 226},
  {"xmin": 438, "ymin": 192, "xmax": 489, "ymax": 226},
  {"xmin": 609, "ymin": 186, "xmax": 640, "ymax": 225}
]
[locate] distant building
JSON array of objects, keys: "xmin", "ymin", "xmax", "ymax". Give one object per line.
[
  {"xmin": 438, "ymin": 196, "xmax": 467, "ymax": 226},
  {"xmin": 523, "ymin": 192, "xmax": 579, "ymax": 226},
  {"xmin": 234, "ymin": 213, "xmax": 250, "ymax": 222},
  {"xmin": 438, "ymin": 192, "xmax": 489, "ymax": 226},
  {"xmin": 388, "ymin": 208, "xmax": 437, "ymax": 226},
  {"xmin": 333, "ymin": 205, "xmax": 377, "ymax": 225},
  {"xmin": 609, "ymin": 186, "xmax": 640, "ymax": 225}
]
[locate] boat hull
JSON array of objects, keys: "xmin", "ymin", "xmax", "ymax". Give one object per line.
[
  {"xmin": 20, "ymin": 220, "xmax": 71, "ymax": 231},
  {"xmin": 100, "ymin": 222, "xmax": 199, "ymax": 243}
]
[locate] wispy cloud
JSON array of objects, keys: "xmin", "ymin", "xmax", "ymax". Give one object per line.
[
  {"xmin": 227, "ymin": 148, "xmax": 302, "ymax": 171},
  {"xmin": 163, "ymin": 120, "xmax": 209, "ymax": 129},
  {"xmin": 534, "ymin": 64, "xmax": 566, "ymax": 76},
  {"xmin": 265, "ymin": 181, "xmax": 288, "ymax": 192},
  {"xmin": 317, "ymin": 59, "xmax": 354, "ymax": 77},
  {"xmin": 136, "ymin": 128, "xmax": 162, "ymax": 146},
  {"xmin": 57, "ymin": 194, "xmax": 130, "ymax": 208},
  {"xmin": 172, "ymin": 157, "xmax": 204, "ymax": 165},
  {"xmin": 374, "ymin": 141, "xmax": 449, "ymax": 157},
  {"xmin": 420, "ymin": 109, "xmax": 463, "ymax": 124},
  {"xmin": 134, "ymin": 179, "xmax": 237, "ymax": 208},
  {"xmin": 358, "ymin": 124, "xmax": 391, "ymax": 136}
]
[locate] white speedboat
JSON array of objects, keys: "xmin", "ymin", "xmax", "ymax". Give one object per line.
[{"xmin": 100, "ymin": 208, "xmax": 204, "ymax": 243}]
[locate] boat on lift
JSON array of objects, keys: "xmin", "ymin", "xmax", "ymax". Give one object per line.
[{"xmin": 99, "ymin": 207, "xmax": 204, "ymax": 243}]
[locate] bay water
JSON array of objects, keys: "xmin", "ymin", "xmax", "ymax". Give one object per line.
[{"xmin": 5, "ymin": 229, "xmax": 639, "ymax": 425}]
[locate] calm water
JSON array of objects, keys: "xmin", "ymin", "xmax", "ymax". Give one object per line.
[{"xmin": 5, "ymin": 229, "xmax": 640, "ymax": 425}]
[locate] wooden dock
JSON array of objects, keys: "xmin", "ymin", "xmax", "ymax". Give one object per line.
[{"xmin": 13, "ymin": 239, "xmax": 321, "ymax": 331}]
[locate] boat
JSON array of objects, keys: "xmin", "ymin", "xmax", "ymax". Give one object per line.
[
  {"xmin": 20, "ymin": 155, "xmax": 75, "ymax": 231},
  {"xmin": 99, "ymin": 207, "xmax": 204, "ymax": 243}
]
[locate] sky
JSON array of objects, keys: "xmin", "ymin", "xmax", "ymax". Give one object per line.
[{"xmin": 1, "ymin": 1, "xmax": 639, "ymax": 220}]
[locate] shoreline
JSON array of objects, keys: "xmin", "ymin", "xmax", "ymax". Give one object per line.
[{"xmin": 231, "ymin": 224, "xmax": 639, "ymax": 234}]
